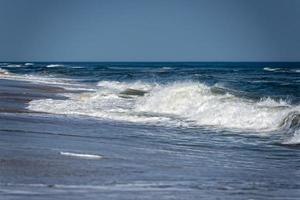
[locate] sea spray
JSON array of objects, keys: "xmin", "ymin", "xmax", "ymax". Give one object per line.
[{"xmin": 28, "ymin": 81, "xmax": 300, "ymax": 137}]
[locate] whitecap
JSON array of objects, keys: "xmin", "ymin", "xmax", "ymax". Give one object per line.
[
  {"xmin": 46, "ymin": 64, "xmax": 64, "ymax": 68},
  {"xmin": 263, "ymin": 67, "xmax": 280, "ymax": 72},
  {"xmin": 6, "ymin": 64, "xmax": 22, "ymax": 67}
]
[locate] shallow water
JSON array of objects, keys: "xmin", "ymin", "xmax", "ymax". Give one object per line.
[{"xmin": 0, "ymin": 62, "xmax": 300, "ymax": 199}]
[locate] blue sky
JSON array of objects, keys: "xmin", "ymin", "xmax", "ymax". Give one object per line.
[{"xmin": 0, "ymin": 0, "xmax": 300, "ymax": 61}]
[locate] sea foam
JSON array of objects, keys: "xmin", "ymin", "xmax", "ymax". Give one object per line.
[
  {"xmin": 46, "ymin": 64, "xmax": 64, "ymax": 68},
  {"xmin": 263, "ymin": 67, "xmax": 280, "ymax": 72},
  {"xmin": 0, "ymin": 68, "xmax": 10, "ymax": 75},
  {"xmin": 27, "ymin": 81, "xmax": 300, "ymax": 137}
]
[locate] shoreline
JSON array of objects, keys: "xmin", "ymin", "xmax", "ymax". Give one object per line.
[{"xmin": 0, "ymin": 78, "xmax": 72, "ymax": 114}]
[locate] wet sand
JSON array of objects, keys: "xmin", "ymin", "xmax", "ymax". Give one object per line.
[{"xmin": 0, "ymin": 79, "xmax": 67, "ymax": 113}]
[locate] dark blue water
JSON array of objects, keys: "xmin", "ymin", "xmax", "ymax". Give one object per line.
[{"xmin": 0, "ymin": 62, "xmax": 300, "ymax": 199}]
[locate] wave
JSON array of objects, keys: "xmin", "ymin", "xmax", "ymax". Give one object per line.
[
  {"xmin": 280, "ymin": 112, "xmax": 300, "ymax": 144},
  {"xmin": 0, "ymin": 68, "xmax": 93, "ymax": 91},
  {"xmin": 24, "ymin": 62, "xmax": 34, "ymax": 66},
  {"xmin": 0, "ymin": 68, "xmax": 10, "ymax": 75},
  {"xmin": 264, "ymin": 67, "xmax": 300, "ymax": 73},
  {"xmin": 283, "ymin": 130, "xmax": 300, "ymax": 145},
  {"xmin": 27, "ymin": 81, "xmax": 300, "ymax": 143},
  {"xmin": 5, "ymin": 64, "xmax": 23, "ymax": 67},
  {"xmin": 46, "ymin": 64, "xmax": 64, "ymax": 68},
  {"xmin": 135, "ymin": 82, "xmax": 295, "ymax": 130},
  {"xmin": 71, "ymin": 66, "xmax": 84, "ymax": 69},
  {"xmin": 60, "ymin": 152, "xmax": 103, "ymax": 159},
  {"xmin": 263, "ymin": 67, "xmax": 281, "ymax": 72}
]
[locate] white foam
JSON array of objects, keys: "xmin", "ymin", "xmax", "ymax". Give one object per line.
[
  {"xmin": 135, "ymin": 82, "xmax": 298, "ymax": 131},
  {"xmin": 0, "ymin": 68, "xmax": 10, "ymax": 75},
  {"xmin": 28, "ymin": 92, "xmax": 177, "ymax": 126},
  {"xmin": 25, "ymin": 63, "xmax": 34, "ymax": 66},
  {"xmin": 0, "ymin": 70, "xmax": 93, "ymax": 91},
  {"xmin": 60, "ymin": 152, "xmax": 103, "ymax": 159},
  {"xmin": 46, "ymin": 64, "xmax": 64, "ymax": 68},
  {"xmin": 5, "ymin": 64, "xmax": 23, "ymax": 67},
  {"xmin": 27, "ymin": 81, "xmax": 300, "ymax": 134},
  {"xmin": 263, "ymin": 67, "xmax": 280, "ymax": 72}
]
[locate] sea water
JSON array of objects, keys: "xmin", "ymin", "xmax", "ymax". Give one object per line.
[{"xmin": 0, "ymin": 62, "xmax": 299, "ymax": 199}]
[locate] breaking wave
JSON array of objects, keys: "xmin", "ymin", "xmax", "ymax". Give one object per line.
[
  {"xmin": 46, "ymin": 64, "xmax": 65, "ymax": 68},
  {"xmin": 264, "ymin": 67, "xmax": 281, "ymax": 72},
  {"xmin": 263, "ymin": 67, "xmax": 280, "ymax": 72},
  {"xmin": 0, "ymin": 68, "xmax": 10, "ymax": 75},
  {"xmin": 27, "ymin": 81, "xmax": 300, "ymax": 143}
]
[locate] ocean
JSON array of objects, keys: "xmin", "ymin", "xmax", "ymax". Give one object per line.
[{"xmin": 0, "ymin": 62, "xmax": 299, "ymax": 199}]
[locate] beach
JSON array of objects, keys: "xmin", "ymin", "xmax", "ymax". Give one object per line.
[{"xmin": 0, "ymin": 62, "xmax": 300, "ymax": 199}]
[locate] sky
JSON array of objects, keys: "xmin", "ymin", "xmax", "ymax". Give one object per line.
[{"xmin": 0, "ymin": 0, "xmax": 300, "ymax": 62}]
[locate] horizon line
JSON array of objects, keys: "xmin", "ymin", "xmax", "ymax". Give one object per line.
[{"xmin": 1, "ymin": 60, "xmax": 300, "ymax": 63}]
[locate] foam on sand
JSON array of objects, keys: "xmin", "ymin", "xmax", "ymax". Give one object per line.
[{"xmin": 0, "ymin": 68, "xmax": 94, "ymax": 91}]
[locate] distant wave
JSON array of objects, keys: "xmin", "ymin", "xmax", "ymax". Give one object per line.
[
  {"xmin": 46, "ymin": 64, "xmax": 64, "ymax": 68},
  {"xmin": 71, "ymin": 66, "xmax": 84, "ymax": 69},
  {"xmin": 5, "ymin": 64, "xmax": 23, "ymax": 67},
  {"xmin": 60, "ymin": 152, "xmax": 103, "ymax": 159},
  {"xmin": 263, "ymin": 67, "xmax": 281, "ymax": 72},
  {"xmin": 25, "ymin": 63, "xmax": 34, "ymax": 66},
  {"xmin": 294, "ymin": 69, "xmax": 300, "ymax": 73},
  {"xmin": 263, "ymin": 67, "xmax": 300, "ymax": 73}
]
